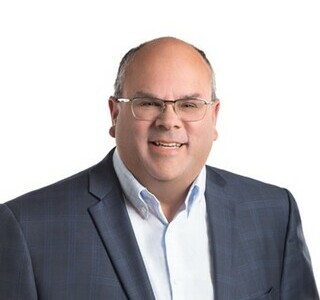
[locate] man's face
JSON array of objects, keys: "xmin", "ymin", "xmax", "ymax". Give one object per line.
[{"xmin": 109, "ymin": 39, "xmax": 220, "ymax": 188}]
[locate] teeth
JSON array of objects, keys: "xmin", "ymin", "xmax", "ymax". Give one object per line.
[{"xmin": 154, "ymin": 142, "xmax": 182, "ymax": 148}]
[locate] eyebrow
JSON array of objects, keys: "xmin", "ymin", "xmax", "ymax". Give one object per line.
[
  {"xmin": 133, "ymin": 91, "xmax": 156, "ymax": 98},
  {"xmin": 132, "ymin": 91, "xmax": 203, "ymax": 100}
]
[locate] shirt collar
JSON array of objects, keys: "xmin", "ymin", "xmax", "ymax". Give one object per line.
[{"xmin": 112, "ymin": 148, "xmax": 206, "ymax": 221}]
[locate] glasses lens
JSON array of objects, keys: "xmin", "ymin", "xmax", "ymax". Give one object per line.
[
  {"xmin": 132, "ymin": 97, "xmax": 163, "ymax": 120},
  {"xmin": 176, "ymin": 99, "xmax": 207, "ymax": 121},
  {"xmin": 131, "ymin": 97, "xmax": 209, "ymax": 121}
]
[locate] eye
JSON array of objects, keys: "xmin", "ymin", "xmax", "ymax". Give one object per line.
[
  {"xmin": 178, "ymin": 100, "xmax": 201, "ymax": 109},
  {"xmin": 136, "ymin": 98, "xmax": 162, "ymax": 108}
]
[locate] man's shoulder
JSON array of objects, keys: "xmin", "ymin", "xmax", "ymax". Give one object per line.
[
  {"xmin": 206, "ymin": 165, "xmax": 280, "ymax": 187},
  {"xmin": 206, "ymin": 165, "xmax": 290, "ymax": 205},
  {"xmin": 4, "ymin": 150, "xmax": 115, "ymax": 219},
  {"xmin": 4, "ymin": 167, "xmax": 94, "ymax": 219},
  {"xmin": 5, "ymin": 151, "xmax": 116, "ymax": 213}
]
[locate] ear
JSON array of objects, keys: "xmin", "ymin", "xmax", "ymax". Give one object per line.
[
  {"xmin": 212, "ymin": 99, "xmax": 220, "ymax": 124},
  {"xmin": 212, "ymin": 99, "xmax": 220, "ymax": 141},
  {"xmin": 108, "ymin": 96, "xmax": 119, "ymax": 138}
]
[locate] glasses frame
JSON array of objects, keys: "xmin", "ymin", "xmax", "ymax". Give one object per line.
[{"xmin": 115, "ymin": 96, "xmax": 216, "ymax": 122}]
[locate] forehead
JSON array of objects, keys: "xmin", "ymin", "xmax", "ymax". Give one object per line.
[{"xmin": 122, "ymin": 39, "xmax": 212, "ymax": 98}]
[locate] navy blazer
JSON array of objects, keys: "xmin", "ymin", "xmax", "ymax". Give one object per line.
[{"xmin": 0, "ymin": 150, "xmax": 318, "ymax": 299}]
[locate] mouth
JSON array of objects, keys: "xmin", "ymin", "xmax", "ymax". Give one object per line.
[{"xmin": 151, "ymin": 141, "xmax": 184, "ymax": 148}]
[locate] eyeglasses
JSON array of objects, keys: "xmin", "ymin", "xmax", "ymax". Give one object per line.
[{"xmin": 115, "ymin": 96, "xmax": 215, "ymax": 122}]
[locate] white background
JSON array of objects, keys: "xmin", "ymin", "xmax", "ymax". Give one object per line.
[{"xmin": 1, "ymin": 0, "xmax": 319, "ymax": 290}]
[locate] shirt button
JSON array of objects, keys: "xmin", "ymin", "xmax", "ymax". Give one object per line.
[
  {"xmin": 173, "ymin": 279, "xmax": 177, "ymax": 285},
  {"xmin": 140, "ymin": 206, "xmax": 148, "ymax": 217}
]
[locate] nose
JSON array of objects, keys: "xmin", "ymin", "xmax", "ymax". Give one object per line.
[{"xmin": 154, "ymin": 102, "xmax": 182, "ymax": 130}]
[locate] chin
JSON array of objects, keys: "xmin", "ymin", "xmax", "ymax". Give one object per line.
[{"xmin": 147, "ymin": 166, "xmax": 187, "ymax": 183}]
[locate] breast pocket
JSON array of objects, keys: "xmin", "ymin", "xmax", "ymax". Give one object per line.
[{"xmin": 248, "ymin": 287, "xmax": 275, "ymax": 300}]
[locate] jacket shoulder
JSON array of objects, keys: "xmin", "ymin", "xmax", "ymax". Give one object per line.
[
  {"xmin": 5, "ymin": 151, "xmax": 117, "ymax": 221},
  {"xmin": 5, "ymin": 166, "xmax": 95, "ymax": 222},
  {"xmin": 206, "ymin": 165, "xmax": 290, "ymax": 205}
]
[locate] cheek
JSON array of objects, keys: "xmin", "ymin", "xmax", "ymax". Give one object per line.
[
  {"xmin": 115, "ymin": 117, "xmax": 148, "ymax": 148},
  {"xmin": 191, "ymin": 121, "xmax": 217, "ymax": 143}
]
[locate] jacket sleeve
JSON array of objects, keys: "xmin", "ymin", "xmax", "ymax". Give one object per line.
[
  {"xmin": 280, "ymin": 190, "xmax": 319, "ymax": 299},
  {"xmin": 0, "ymin": 204, "xmax": 38, "ymax": 299}
]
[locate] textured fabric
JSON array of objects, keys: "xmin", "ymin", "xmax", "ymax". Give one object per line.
[
  {"xmin": 113, "ymin": 149, "xmax": 213, "ymax": 299},
  {"xmin": 0, "ymin": 148, "xmax": 319, "ymax": 299}
]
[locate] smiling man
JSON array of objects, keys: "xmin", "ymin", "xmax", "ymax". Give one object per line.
[
  {"xmin": 0, "ymin": 37, "xmax": 318, "ymax": 300},
  {"xmin": 109, "ymin": 38, "xmax": 219, "ymax": 223}
]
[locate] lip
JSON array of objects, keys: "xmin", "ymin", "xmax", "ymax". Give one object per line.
[
  {"xmin": 148, "ymin": 140, "xmax": 187, "ymax": 156},
  {"xmin": 151, "ymin": 141, "xmax": 184, "ymax": 148}
]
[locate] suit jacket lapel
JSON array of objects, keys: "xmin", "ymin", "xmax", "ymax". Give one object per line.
[
  {"xmin": 205, "ymin": 167, "xmax": 237, "ymax": 299},
  {"xmin": 88, "ymin": 150, "xmax": 155, "ymax": 300}
]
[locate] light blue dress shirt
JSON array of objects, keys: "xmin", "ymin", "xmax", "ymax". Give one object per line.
[{"xmin": 113, "ymin": 149, "xmax": 213, "ymax": 300}]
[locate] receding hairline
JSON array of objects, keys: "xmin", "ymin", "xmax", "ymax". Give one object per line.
[{"xmin": 113, "ymin": 37, "xmax": 217, "ymax": 99}]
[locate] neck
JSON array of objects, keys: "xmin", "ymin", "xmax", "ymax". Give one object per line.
[{"xmin": 145, "ymin": 179, "xmax": 193, "ymax": 222}]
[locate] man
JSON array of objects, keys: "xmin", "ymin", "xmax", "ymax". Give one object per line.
[{"xmin": 0, "ymin": 37, "xmax": 318, "ymax": 299}]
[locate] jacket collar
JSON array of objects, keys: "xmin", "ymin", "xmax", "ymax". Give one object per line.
[{"xmin": 88, "ymin": 148, "xmax": 155, "ymax": 300}]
